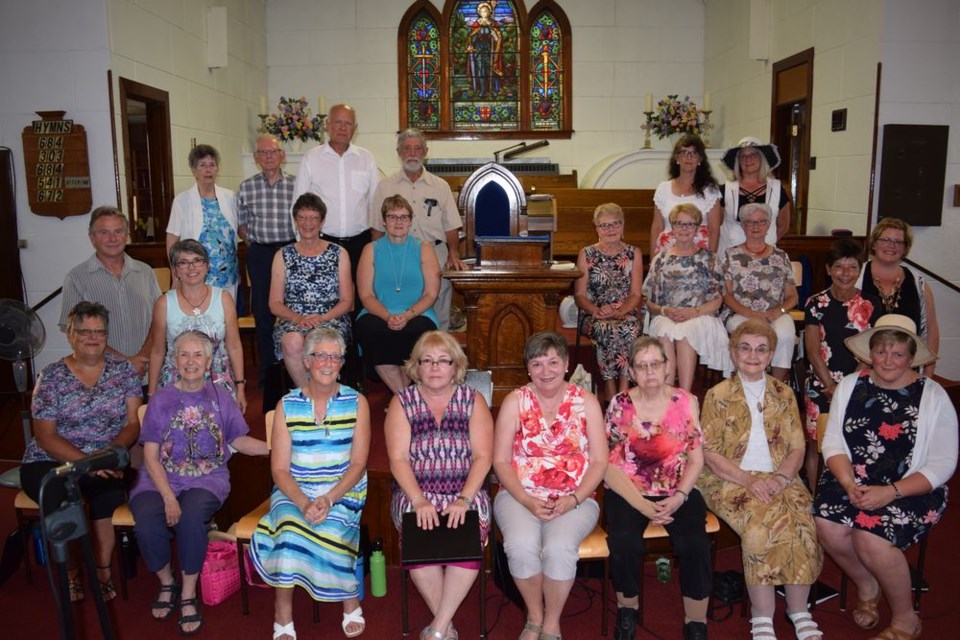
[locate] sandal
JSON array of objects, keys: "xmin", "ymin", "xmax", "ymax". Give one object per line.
[
  {"xmin": 853, "ymin": 588, "xmax": 883, "ymax": 630},
  {"xmin": 539, "ymin": 633, "xmax": 561, "ymax": 640},
  {"xmin": 519, "ymin": 621, "xmax": 542, "ymax": 640},
  {"xmin": 273, "ymin": 621, "xmax": 297, "ymax": 640},
  {"xmin": 787, "ymin": 611, "xmax": 823, "ymax": 640},
  {"xmin": 444, "ymin": 622, "xmax": 458, "ymax": 640},
  {"xmin": 178, "ymin": 597, "xmax": 203, "ymax": 636},
  {"xmin": 420, "ymin": 628, "xmax": 444, "ymax": 640},
  {"xmin": 152, "ymin": 582, "xmax": 180, "ymax": 621},
  {"xmin": 341, "ymin": 606, "xmax": 365, "ymax": 638},
  {"xmin": 750, "ymin": 616, "xmax": 777, "ymax": 639},
  {"xmin": 97, "ymin": 564, "xmax": 117, "ymax": 603},
  {"xmin": 67, "ymin": 573, "xmax": 85, "ymax": 603},
  {"xmin": 870, "ymin": 620, "xmax": 922, "ymax": 640}
]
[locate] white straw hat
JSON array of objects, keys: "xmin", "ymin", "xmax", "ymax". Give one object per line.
[{"xmin": 844, "ymin": 314, "xmax": 937, "ymax": 368}]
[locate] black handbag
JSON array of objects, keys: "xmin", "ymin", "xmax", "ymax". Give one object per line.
[{"xmin": 708, "ymin": 570, "xmax": 744, "ymax": 622}]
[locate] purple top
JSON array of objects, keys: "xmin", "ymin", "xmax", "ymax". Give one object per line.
[
  {"xmin": 25, "ymin": 354, "xmax": 141, "ymax": 464},
  {"xmin": 130, "ymin": 381, "xmax": 247, "ymax": 503}
]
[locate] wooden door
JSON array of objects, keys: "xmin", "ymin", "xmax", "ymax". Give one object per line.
[{"xmin": 771, "ymin": 48, "xmax": 814, "ymax": 235}]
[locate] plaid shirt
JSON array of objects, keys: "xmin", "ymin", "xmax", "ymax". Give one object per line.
[{"xmin": 236, "ymin": 171, "xmax": 296, "ymax": 244}]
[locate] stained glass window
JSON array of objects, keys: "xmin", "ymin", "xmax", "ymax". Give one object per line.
[
  {"xmin": 399, "ymin": 1, "xmax": 571, "ymax": 138},
  {"xmin": 405, "ymin": 12, "xmax": 441, "ymax": 131}
]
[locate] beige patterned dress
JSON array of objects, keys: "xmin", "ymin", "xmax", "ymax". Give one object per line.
[{"xmin": 697, "ymin": 374, "xmax": 823, "ymax": 586}]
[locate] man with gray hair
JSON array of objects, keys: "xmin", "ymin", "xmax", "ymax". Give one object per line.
[
  {"xmin": 237, "ymin": 133, "xmax": 296, "ymax": 385},
  {"xmin": 59, "ymin": 206, "xmax": 162, "ymax": 377},
  {"xmin": 371, "ymin": 129, "xmax": 465, "ymax": 330}
]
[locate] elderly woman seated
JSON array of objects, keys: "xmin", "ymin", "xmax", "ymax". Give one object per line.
[
  {"xmin": 815, "ymin": 315, "xmax": 956, "ymax": 640},
  {"xmin": 698, "ymin": 320, "xmax": 823, "ymax": 640},
  {"xmin": 130, "ymin": 330, "xmax": 267, "ymax": 635},
  {"xmin": 385, "ymin": 331, "xmax": 493, "ymax": 640},
  {"xmin": 721, "ymin": 203, "xmax": 798, "ymax": 382}
]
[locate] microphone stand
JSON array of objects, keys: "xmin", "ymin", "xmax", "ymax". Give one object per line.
[{"xmin": 40, "ymin": 472, "xmax": 116, "ymax": 640}]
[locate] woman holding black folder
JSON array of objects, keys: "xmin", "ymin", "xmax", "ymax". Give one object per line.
[{"xmin": 386, "ymin": 331, "xmax": 493, "ymax": 640}]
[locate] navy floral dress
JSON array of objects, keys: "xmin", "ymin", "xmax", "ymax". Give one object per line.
[
  {"xmin": 815, "ymin": 372, "xmax": 948, "ymax": 549},
  {"xmin": 578, "ymin": 244, "xmax": 642, "ymax": 381}
]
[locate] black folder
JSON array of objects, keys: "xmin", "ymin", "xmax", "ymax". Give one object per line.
[{"xmin": 400, "ymin": 510, "xmax": 482, "ymax": 565}]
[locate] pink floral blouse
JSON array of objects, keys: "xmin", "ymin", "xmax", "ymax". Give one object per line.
[
  {"xmin": 606, "ymin": 388, "xmax": 702, "ymax": 496},
  {"xmin": 511, "ymin": 384, "xmax": 590, "ymax": 500}
]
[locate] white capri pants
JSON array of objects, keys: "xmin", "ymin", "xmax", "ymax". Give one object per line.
[
  {"xmin": 493, "ymin": 490, "xmax": 599, "ymax": 581},
  {"xmin": 725, "ymin": 312, "xmax": 796, "ymax": 369}
]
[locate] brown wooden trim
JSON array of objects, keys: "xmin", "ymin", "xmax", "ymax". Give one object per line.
[
  {"xmin": 107, "ymin": 70, "xmax": 121, "ymax": 209},
  {"xmin": 866, "ymin": 62, "xmax": 882, "ymax": 240}
]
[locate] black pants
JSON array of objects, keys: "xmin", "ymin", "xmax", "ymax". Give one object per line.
[
  {"xmin": 20, "ymin": 461, "xmax": 126, "ymax": 521},
  {"xmin": 605, "ymin": 488, "xmax": 712, "ymax": 600},
  {"xmin": 246, "ymin": 240, "xmax": 292, "ymax": 382}
]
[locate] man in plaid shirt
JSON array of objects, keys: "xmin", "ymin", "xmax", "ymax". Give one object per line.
[{"xmin": 237, "ymin": 134, "xmax": 296, "ymax": 385}]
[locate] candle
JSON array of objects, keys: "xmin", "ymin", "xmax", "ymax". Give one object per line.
[
  {"xmin": 318, "ymin": 95, "xmax": 326, "ymax": 114},
  {"xmin": 259, "ymin": 95, "xmax": 267, "ymax": 114},
  {"xmin": 703, "ymin": 92, "xmax": 711, "ymax": 111},
  {"xmin": 645, "ymin": 93, "xmax": 653, "ymax": 113}
]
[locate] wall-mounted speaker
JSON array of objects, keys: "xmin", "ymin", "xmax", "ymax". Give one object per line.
[{"xmin": 877, "ymin": 124, "xmax": 948, "ymax": 227}]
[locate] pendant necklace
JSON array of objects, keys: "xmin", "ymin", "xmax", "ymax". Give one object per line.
[
  {"xmin": 180, "ymin": 285, "xmax": 210, "ymax": 317},
  {"xmin": 387, "ymin": 238, "xmax": 409, "ymax": 292},
  {"xmin": 743, "ymin": 381, "xmax": 766, "ymax": 413}
]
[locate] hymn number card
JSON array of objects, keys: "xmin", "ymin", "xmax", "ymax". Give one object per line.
[{"xmin": 21, "ymin": 110, "xmax": 93, "ymax": 219}]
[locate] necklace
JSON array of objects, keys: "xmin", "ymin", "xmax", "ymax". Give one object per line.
[
  {"xmin": 743, "ymin": 243, "xmax": 768, "ymax": 257},
  {"xmin": 179, "ymin": 285, "xmax": 210, "ymax": 316},
  {"xmin": 742, "ymin": 379, "xmax": 766, "ymax": 413},
  {"xmin": 386, "ymin": 238, "xmax": 409, "ymax": 292},
  {"xmin": 873, "ymin": 274, "xmax": 903, "ymax": 312}
]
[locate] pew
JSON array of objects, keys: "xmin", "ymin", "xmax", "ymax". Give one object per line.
[{"xmin": 547, "ymin": 187, "xmax": 654, "ymax": 260}]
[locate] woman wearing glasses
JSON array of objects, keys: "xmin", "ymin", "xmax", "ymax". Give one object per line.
[
  {"xmin": 269, "ymin": 193, "xmax": 353, "ymax": 388},
  {"xmin": 21, "ymin": 301, "xmax": 142, "ymax": 604},
  {"xmin": 355, "ymin": 194, "xmax": 441, "ymax": 393},
  {"xmin": 857, "ymin": 217, "xmax": 939, "ymax": 377},
  {"xmin": 148, "ymin": 239, "xmax": 246, "ymax": 412},
  {"xmin": 643, "ymin": 203, "xmax": 730, "ymax": 392},
  {"xmin": 650, "ymin": 134, "xmax": 721, "ymax": 257},
  {"xmin": 721, "ymin": 202, "xmax": 798, "ymax": 382},
  {"xmin": 384, "ymin": 331, "xmax": 493, "ymax": 640},
  {"xmin": 574, "ymin": 203, "xmax": 644, "ymax": 403},
  {"xmin": 699, "ymin": 320, "xmax": 823, "ymax": 640},
  {"xmin": 716, "ymin": 138, "xmax": 791, "ymax": 257},
  {"xmin": 251, "ymin": 327, "xmax": 370, "ymax": 640},
  {"xmin": 604, "ymin": 337, "xmax": 712, "ymax": 640}
]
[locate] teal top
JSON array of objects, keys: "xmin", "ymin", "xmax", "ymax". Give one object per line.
[{"xmin": 359, "ymin": 236, "xmax": 438, "ymax": 326}]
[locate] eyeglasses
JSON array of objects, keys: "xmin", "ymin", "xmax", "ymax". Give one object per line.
[
  {"xmin": 741, "ymin": 219, "xmax": 770, "ymax": 227},
  {"xmin": 255, "ymin": 149, "xmax": 281, "ymax": 156},
  {"xmin": 418, "ymin": 357, "xmax": 454, "ymax": 368},
  {"xmin": 632, "ymin": 360, "xmax": 665, "ymax": 373},
  {"xmin": 596, "ymin": 221, "xmax": 623, "ymax": 231},
  {"xmin": 875, "ymin": 237, "xmax": 906, "ymax": 247},
  {"xmin": 738, "ymin": 151, "xmax": 761, "ymax": 161},
  {"xmin": 673, "ymin": 221, "xmax": 698, "ymax": 229},
  {"xmin": 73, "ymin": 328, "xmax": 108, "ymax": 338},
  {"xmin": 295, "ymin": 214, "xmax": 322, "ymax": 223},
  {"xmin": 175, "ymin": 258, "xmax": 207, "ymax": 269},
  {"xmin": 385, "ymin": 214, "xmax": 411, "ymax": 222},
  {"xmin": 676, "ymin": 149, "xmax": 700, "ymax": 158},
  {"xmin": 306, "ymin": 352, "xmax": 344, "ymax": 364},
  {"xmin": 735, "ymin": 343, "xmax": 771, "ymax": 355}
]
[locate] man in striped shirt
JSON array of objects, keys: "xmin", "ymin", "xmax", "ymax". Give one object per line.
[{"xmin": 59, "ymin": 206, "xmax": 162, "ymax": 378}]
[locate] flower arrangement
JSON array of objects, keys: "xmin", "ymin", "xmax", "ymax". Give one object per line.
[
  {"xmin": 647, "ymin": 94, "xmax": 704, "ymax": 139},
  {"xmin": 264, "ymin": 96, "xmax": 322, "ymax": 142}
]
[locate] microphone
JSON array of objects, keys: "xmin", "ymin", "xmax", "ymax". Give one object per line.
[
  {"xmin": 51, "ymin": 445, "xmax": 130, "ymax": 478},
  {"xmin": 424, "ymin": 198, "xmax": 438, "ymax": 217}
]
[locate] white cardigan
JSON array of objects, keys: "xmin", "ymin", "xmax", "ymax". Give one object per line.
[
  {"xmin": 822, "ymin": 372, "xmax": 958, "ymax": 489},
  {"xmin": 167, "ymin": 184, "xmax": 238, "ymax": 240}
]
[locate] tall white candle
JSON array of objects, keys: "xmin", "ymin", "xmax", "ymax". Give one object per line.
[
  {"xmin": 319, "ymin": 95, "xmax": 327, "ymax": 114},
  {"xmin": 703, "ymin": 92, "xmax": 711, "ymax": 111},
  {"xmin": 645, "ymin": 93, "xmax": 653, "ymax": 113},
  {"xmin": 259, "ymin": 95, "xmax": 267, "ymax": 114}
]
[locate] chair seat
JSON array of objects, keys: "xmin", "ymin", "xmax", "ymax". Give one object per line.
[
  {"xmin": 578, "ymin": 524, "xmax": 609, "ymax": 559},
  {"xmin": 234, "ymin": 499, "xmax": 270, "ymax": 541},
  {"xmin": 112, "ymin": 503, "xmax": 135, "ymax": 527},
  {"xmin": 238, "ymin": 315, "xmax": 256, "ymax": 330},
  {"xmin": 643, "ymin": 511, "xmax": 721, "ymax": 539},
  {"xmin": 14, "ymin": 491, "xmax": 39, "ymax": 511}
]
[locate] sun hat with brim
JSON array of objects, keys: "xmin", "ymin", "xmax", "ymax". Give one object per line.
[
  {"xmin": 721, "ymin": 137, "xmax": 781, "ymax": 172},
  {"xmin": 844, "ymin": 314, "xmax": 937, "ymax": 368}
]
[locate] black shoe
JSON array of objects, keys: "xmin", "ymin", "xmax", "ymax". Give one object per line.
[
  {"xmin": 683, "ymin": 620, "xmax": 708, "ymax": 640},
  {"xmin": 614, "ymin": 607, "xmax": 638, "ymax": 640}
]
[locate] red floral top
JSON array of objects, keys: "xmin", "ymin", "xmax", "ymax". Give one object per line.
[{"xmin": 512, "ymin": 384, "xmax": 590, "ymax": 500}]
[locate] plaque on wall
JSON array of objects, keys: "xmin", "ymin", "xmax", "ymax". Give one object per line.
[{"xmin": 21, "ymin": 110, "xmax": 93, "ymax": 218}]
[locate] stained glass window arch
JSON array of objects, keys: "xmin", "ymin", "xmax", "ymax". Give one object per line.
[{"xmin": 399, "ymin": 0, "xmax": 572, "ymax": 139}]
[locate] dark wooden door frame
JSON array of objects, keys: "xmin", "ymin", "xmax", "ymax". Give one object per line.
[
  {"xmin": 118, "ymin": 77, "xmax": 174, "ymax": 242},
  {"xmin": 771, "ymin": 48, "xmax": 814, "ymax": 235}
]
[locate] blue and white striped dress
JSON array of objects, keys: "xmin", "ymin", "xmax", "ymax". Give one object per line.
[{"xmin": 250, "ymin": 386, "xmax": 367, "ymax": 601}]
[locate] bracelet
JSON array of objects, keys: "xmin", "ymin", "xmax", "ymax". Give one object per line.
[
  {"xmin": 234, "ymin": 379, "xmax": 246, "ymax": 385},
  {"xmin": 571, "ymin": 493, "xmax": 581, "ymax": 509},
  {"xmin": 775, "ymin": 472, "xmax": 791, "ymax": 484},
  {"xmin": 457, "ymin": 494, "xmax": 471, "ymax": 506},
  {"xmin": 891, "ymin": 482, "xmax": 903, "ymax": 500},
  {"xmin": 675, "ymin": 489, "xmax": 689, "ymax": 503},
  {"xmin": 411, "ymin": 493, "xmax": 425, "ymax": 504}
]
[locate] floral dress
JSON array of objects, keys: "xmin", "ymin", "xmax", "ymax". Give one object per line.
[
  {"xmin": 389, "ymin": 385, "xmax": 491, "ymax": 544},
  {"xmin": 652, "ymin": 181, "xmax": 720, "ymax": 254},
  {"xmin": 721, "ymin": 244, "xmax": 795, "ymax": 321},
  {"xmin": 273, "ymin": 242, "xmax": 352, "ymax": 358},
  {"xmin": 512, "ymin": 384, "xmax": 590, "ymax": 500},
  {"xmin": 198, "ymin": 197, "xmax": 238, "ymax": 290},
  {"xmin": 578, "ymin": 244, "xmax": 643, "ymax": 381},
  {"xmin": 803, "ymin": 289, "xmax": 880, "ymax": 438},
  {"xmin": 815, "ymin": 373, "xmax": 947, "ymax": 549}
]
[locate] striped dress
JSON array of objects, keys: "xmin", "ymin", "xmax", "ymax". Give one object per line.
[{"xmin": 250, "ymin": 386, "xmax": 367, "ymax": 601}]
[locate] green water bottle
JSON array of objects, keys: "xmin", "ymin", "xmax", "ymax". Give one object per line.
[{"xmin": 370, "ymin": 538, "xmax": 387, "ymax": 597}]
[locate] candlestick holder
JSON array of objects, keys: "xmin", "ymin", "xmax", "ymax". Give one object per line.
[
  {"xmin": 642, "ymin": 111, "xmax": 654, "ymax": 149},
  {"xmin": 700, "ymin": 110, "xmax": 714, "ymax": 147},
  {"xmin": 257, "ymin": 114, "xmax": 269, "ymax": 134},
  {"xmin": 316, "ymin": 113, "xmax": 327, "ymax": 145}
]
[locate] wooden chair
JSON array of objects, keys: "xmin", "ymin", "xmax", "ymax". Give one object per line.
[
  {"xmin": 13, "ymin": 490, "xmax": 41, "ymax": 583},
  {"xmin": 458, "ymin": 162, "xmax": 528, "ymax": 259},
  {"xmin": 153, "ymin": 267, "xmax": 172, "ymax": 293},
  {"xmin": 112, "ymin": 403, "xmax": 148, "ymax": 600}
]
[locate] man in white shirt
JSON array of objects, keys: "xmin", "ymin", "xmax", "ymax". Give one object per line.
[{"xmin": 371, "ymin": 129, "xmax": 465, "ymax": 330}]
